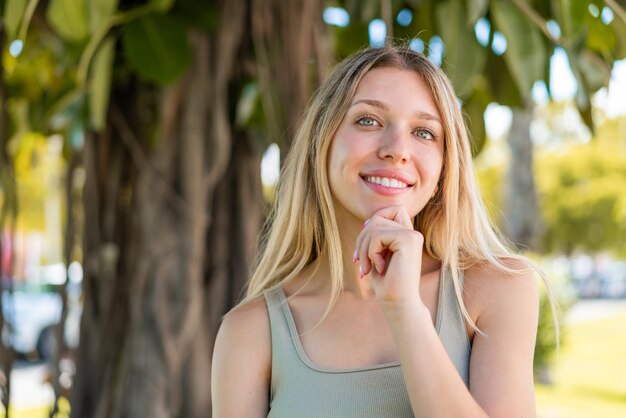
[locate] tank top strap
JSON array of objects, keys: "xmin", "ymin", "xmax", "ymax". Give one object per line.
[
  {"xmin": 263, "ymin": 287, "xmax": 304, "ymax": 399},
  {"xmin": 436, "ymin": 268, "xmax": 471, "ymax": 385}
]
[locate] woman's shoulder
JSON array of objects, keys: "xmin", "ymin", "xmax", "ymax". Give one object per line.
[
  {"xmin": 219, "ymin": 296, "xmax": 271, "ymax": 346},
  {"xmin": 213, "ymin": 296, "xmax": 272, "ymax": 376},
  {"xmin": 212, "ymin": 296, "xmax": 272, "ymax": 414},
  {"xmin": 462, "ymin": 258, "xmax": 539, "ymax": 324}
]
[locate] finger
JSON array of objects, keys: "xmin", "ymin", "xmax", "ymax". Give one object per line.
[
  {"xmin": 355, "ymin": 214, "xmax": 408, "ymax": 272},
  {"xmin": 366, "ymin": 230, "xmax": 395, "ymax": 276},
  {"xmin": 357, "ymin": 228, "xmax": 373, "ymax": 278},
  {"xmin": 354, "ymin": 218, "xmax": 371, "ymax": 262},
  {"xmin": 371, "ymin": 205, "xmax": 413, "ymax": 229},
  {"xmin": 358, "ymin": 224, "xmax": 396, "ymax": 278},
  {"xmin": 360, "ymin": 228, "xmax": 384, "ymax": 277},
  {"xmin": 355, "ymin": 215, "xmax": 397, "ymax": 264}
]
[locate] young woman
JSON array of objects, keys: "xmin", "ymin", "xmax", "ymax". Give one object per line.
[{"xmin": 212, "ymin": 47, "xmax": 540, "ymax": 418}]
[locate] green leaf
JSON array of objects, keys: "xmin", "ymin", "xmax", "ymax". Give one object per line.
[
  {"xmin": 491, "ymin": 0, "xmax": 546, "ymax": 99},
  {"xmin": 586, "ymin": 13, "xmax": 616, "ymax": 55},
  {"xmin": 462, "ymin": 77, "xmax": 491, "ymax": 156},
  {"xmin": 345, "ymin": 0, "xmax": 380, "ymax": 23},
  {"xmin": 485, "ymin": 52, "xmax": 522, "ymax": 108},
  {"xmin": 4, "ymin": 0, "xmax": 28, "ymax": 40},
  {"xmin": 577, "ymin": 101, "xmax": 593, "ymax": 133},
  {"xmin": 435, "ymin": 0, "xmax": 486, "ymax": 97},
  {"xmin": 611, "ymin": 16, "xmax": 626, "ymax": 59},
  {"xmin": 46, "ymin": 0, "xmax": 89, "ymax": 43},
  {"xmin": 150, "ymin": 0, "xmax": 174, "ymax": 13},
  {"xmin": 530, "ymin": 0, "xmax": 551, "ymax": 20},
  {"xmin": 467, "ymin": 0, "xmax": 488, "ymax": 24},
  {"xmin": 409, "ymin": 0, "xmax": 436, "ymax": 39},
  {"xmin": 334, "ymin": 21, "xmax": 370, "ymax": 60},
  {"xmin": 122, "ymin": 14, "xmax": 191, "ymax": 85},
  {"xmin": 88, "ymin": 37, "xmax": 115, "ymax": 132},
  {"xmin": 577, "ymin": 50, "xmax": 611, "ymax": 93},
  {"xmin": 88, "ymin": 0, "xmax": 119, "ymax": 33},
  {"xmin": 542, "ymin": 38, "xmax": 556, "ymax": 99},
  {"xmin": 555, "ymin": 0, "xmax": 587, "ymax": 41}
]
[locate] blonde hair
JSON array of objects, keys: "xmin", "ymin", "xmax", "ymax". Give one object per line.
[{"xmin": 240, "ymin": 46, "xmax": 539, "ymax": 329}]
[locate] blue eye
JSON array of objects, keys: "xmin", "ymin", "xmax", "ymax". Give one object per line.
[
  {"xmin": 357, "ymin": 116, "xmax": 379, "ymax": 127},
  {"xmin": 415, "ymin": 128, "xmax": 436, "ymax": 141}
]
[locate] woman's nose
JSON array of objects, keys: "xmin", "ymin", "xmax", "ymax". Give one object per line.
[{"xmin": 377, "ymin": 127, "xmax": 410, "ymax": 162}]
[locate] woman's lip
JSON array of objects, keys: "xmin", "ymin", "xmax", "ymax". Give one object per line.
[
  {"xmin": 359, "ymin": 170, "xmax": 415, "ymax": 186},
  {"xmin": 360, "ymin": 176, "xmax": 413, "ymax": 195}
]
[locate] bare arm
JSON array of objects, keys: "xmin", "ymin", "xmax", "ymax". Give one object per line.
[
  {"xmin": 211, "ymin": 299, "xmax": 271, "ymax": 418},
  {"xmin": 466, "ymin": 265, "xmax": 539, "ymax": 417},
  {"xmin": 356, "ymin": 207, "xmax": 539, "ymax": 417},
  {"xmin": 384, "ymin": 265, "xmax": 538, "ymax": 418}
]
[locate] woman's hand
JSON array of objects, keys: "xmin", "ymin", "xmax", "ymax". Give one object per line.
[{"xmin": 354, "ymin": 205, "xmax": 425, "ymax": 308}]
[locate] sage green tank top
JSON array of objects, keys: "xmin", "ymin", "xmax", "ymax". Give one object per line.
[{"xmin": 263, "ymin": 269, "xmax": 471, "ymax": 418}]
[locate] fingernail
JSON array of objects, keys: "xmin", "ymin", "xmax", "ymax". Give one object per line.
[
  {"xmin": 361, "ymin": 219, "xmax": 370, "ymax": 230},
  {"xmin": 359, "ymin": 265, "xmax": 364, "ymax": 279},
  {"xmin": 352, "ymin": 249, "xmax": 358, "ymax": 263}
]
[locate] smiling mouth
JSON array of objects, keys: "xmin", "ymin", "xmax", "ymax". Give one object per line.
[{"xmin": 363, "ymin": 176, "xmax": 412, "ymax": 189}]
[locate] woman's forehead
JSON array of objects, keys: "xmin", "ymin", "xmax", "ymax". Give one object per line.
[{"xmin": 350, "ymin": 67, "xmax": 441, "ymax": 120}]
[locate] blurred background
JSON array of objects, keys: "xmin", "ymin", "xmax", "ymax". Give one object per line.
[{"xmin": 0, "ymin": 0, "xmax": 625, "ymax": 417}]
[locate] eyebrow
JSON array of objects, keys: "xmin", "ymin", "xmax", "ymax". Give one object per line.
[{"xmin": 351, "ymin": 99, "xmax": 442, "ymax": 124}]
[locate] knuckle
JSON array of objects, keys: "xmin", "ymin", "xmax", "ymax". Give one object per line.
[{"xmin": 410, "ymin": 230, "xmax": 424, "ymax": 244}]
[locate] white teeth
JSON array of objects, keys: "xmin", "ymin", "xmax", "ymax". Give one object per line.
[{"xmin": 365, "ymin": 176, "xmax": 408, "ymax": 188}]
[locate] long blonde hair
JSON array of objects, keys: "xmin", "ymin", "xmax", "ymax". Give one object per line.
[{"xmin": 241, "ymin": 46, "xmax": 538, "ymax": 329}]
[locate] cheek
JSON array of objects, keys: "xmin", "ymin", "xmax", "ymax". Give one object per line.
[
  {"xmin": 328, "ymin": 133, "xmax": 358, "ymax": 174},
  {"xmin": 327, "ymin": 142, "xmax": 341, "ymax": 178},
  {"xmin": 327, "ymin": 141, "xmax": 348, "ymax": 194},
  {"xmin": 416, "ymin": 148, "xmax": 443, "ymax": 180}
]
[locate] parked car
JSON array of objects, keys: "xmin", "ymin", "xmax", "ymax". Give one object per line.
[
  {"xmin": 570, "ymin": 259, "xmax": 626, "ymax": 299},
  {"xmin": 2, "ymin": 282, "xmax": 81, "ymax": 361}
]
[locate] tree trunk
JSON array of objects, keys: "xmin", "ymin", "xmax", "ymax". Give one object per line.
[
  {"xmin": 504, "ymin": 103, "xmax": 542, "ymax": 251},
  {"xmin": 0, "ymin": 21, "xmax": 15, "ymax": 418},
  {"xmin": 251, "ymin": 0, "xmax": 328, "ymax": 151},
  {"xmin": 48, "ymin": 151, "xmax": 82, "ymax": 418},
  {"xmin": 70, "ymin": 1, "xmax": 326, "ymax": 416}
]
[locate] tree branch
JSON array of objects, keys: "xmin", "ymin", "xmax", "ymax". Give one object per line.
[{"xmin": 508, "ymin": 0, "xmax": 562, "ymax": 45}]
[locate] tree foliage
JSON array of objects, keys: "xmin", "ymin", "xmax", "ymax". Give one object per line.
[
  {"xmin": 476, "ymin": 113, "xmax": 626, "ymax": 257},
  {"xmin": 333, "ymin": 0, "xmax": 626, "ymax": 153},
  {"xmin": 537, "ymin": 132, "xmax": 626, "ymax": 256}
]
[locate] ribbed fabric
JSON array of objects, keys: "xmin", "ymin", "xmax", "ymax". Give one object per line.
[{"xmin": 263, "ymin": 269, "xmax": 470, "ymax": 418}]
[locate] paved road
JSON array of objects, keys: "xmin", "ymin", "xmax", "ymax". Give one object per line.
[{"xmin": 565, "ymin": 298, "xmax": 626, "ymax": 324}]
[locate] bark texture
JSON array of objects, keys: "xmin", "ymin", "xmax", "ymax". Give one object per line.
[
  {"xmin": 504, "ymin": 103, "xmax": 543, "ymax": 251},
  {"xmin": 70, "ymin": 1, "xmax": 326, "ymax": 416}
]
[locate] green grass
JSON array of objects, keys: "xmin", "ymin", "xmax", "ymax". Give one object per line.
[
  {"xmin": 536, "ymin": 312, "xmax": 626, "ymax": 418},
  {"xmin": 0, "ymin": 397, "xmax": 69, "ymax": 418},
  {"xmin": 0, "ymin": 405, "xmax": 50, "ymax": 418}
]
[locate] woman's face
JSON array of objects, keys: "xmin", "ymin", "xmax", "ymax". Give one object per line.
[{"xmin": 327, "ymin": 67, "xmax": 445, "ymax": 224}]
